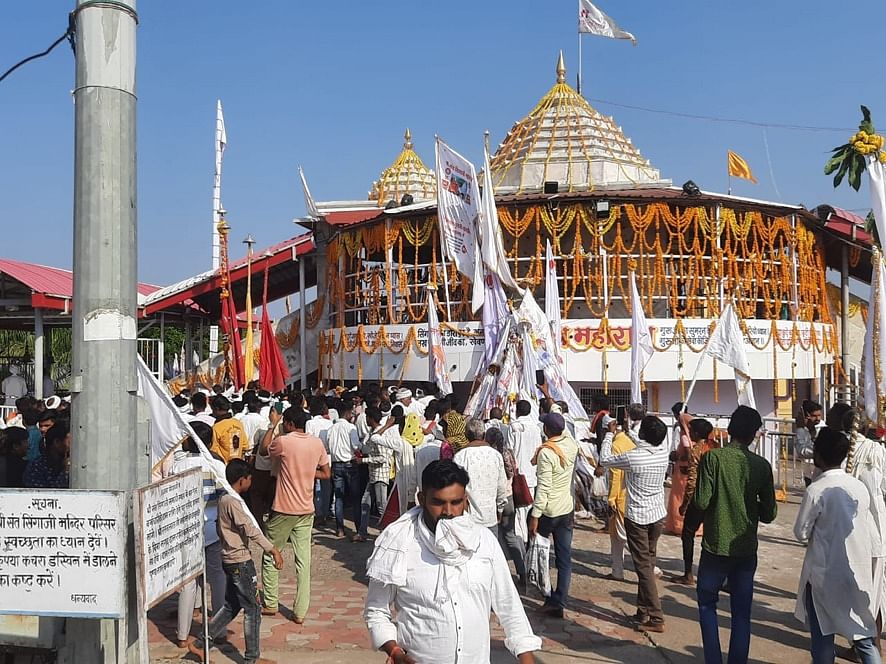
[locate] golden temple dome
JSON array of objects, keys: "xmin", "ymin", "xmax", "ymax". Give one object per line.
[
  {"xmin": 489, "ymin": 52, "xmax": 667, "ymax": 194},
  {"xmin": 369, "ymin": 129, "xmax": 437, "ymax": 205}
]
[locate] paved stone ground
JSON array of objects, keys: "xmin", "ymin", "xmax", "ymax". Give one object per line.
[{"xmin": 149, "ymin": 488, "xmax": 856, "ymax": 663}]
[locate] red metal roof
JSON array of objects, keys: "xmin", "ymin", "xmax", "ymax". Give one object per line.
[
  {"xmin": 820, "ymin": 206, "xmax": 872, "ymax": 245},
  {"xmin": 324, "ymin": 209, "xmax": 383, "ymax": 226},
  {"xmin": 0, "ymin": 258, "xmax": 160, "ymax": 311},
  {"xmin": 142, "ymin": 233, "xmax": 315, "ymax": 316}
]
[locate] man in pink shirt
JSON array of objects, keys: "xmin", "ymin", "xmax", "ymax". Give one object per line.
[{"xmin": 259, "ymin": 407, "xmax": 331, "ymax": 623}]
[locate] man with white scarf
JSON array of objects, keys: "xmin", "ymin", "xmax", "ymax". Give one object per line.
[{"xmin": 364, "ymin": 459, "xmax": 541, "ymax": 664}]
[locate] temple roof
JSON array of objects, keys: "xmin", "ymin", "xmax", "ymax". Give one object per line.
[
  {"xmin": 489, "ymin": 52, "xmax": 668, "ymax": 194},
  {"xmin": 369, "ymin": 129, "xmax": 437, "ymax": 205}
]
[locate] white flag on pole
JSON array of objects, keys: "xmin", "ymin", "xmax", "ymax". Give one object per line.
[
  {"xmin": 216, "ymin": 99, "xmax": 227, "ymax": 174},
  {"xmin": 867, "ymin": 156, "xmax": 886, "ymax": 247},
  {"xmin": 579, "ymin": 0, "xmax": 637, "ymax": 44},
  {"xmin": 482, "ymin": 269, "xmax": 510, "ymax": 367},
  {"xmin": 299, "ymin": 165, "xmax": 320, "ymax": 220},
  {"xmin": 544, "ymin": 239, "xmax": 562, "ymax": 356},
  {"xmin": 427, "ymin": 288, "xmax": 453, "ymax": 395},
  {"xmin": 864, "ymin": 254, "xmax": 886, "ymax": 426},
  {"xmin": 435, "ymin": 138, "xmax": 482, "ymax": 310},
  {"xmin": 480, "ymin": 141, "xmax": 519, "ymax": 290},
  {"xmin": 705, "ymin": 302, "xmax": 756, "ymax": 409},
  {"xmin": 136, "ymin": 356, "xmax": 260, "ymax": 529},
  {"xmin": 630, "ymin": 272, "xmax": 654, "ymax": 404}
]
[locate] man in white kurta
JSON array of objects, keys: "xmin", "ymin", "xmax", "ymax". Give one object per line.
[
  {"xmin": 794, "ymin": 426, "xmax": 881, "ymax": 664},
  {"xmin": 364, "ymin": 459, "xmax": 540, "ymax": 664},
  {"xmin": 845, "ymin": 425, "xmax": 886, "ymax": 639},
  {"xmin": 509, "ymin": 400, "xmax": 542, "ymax": 543}
]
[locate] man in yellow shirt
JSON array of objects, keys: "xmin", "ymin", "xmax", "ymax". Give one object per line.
[
  {"xmin": 608, "ymin": 403, "xmax": 645, "ymax": 580},
  {"xmin": 211, "ymin": 395, "xmax": 248, "ymax": 463}
]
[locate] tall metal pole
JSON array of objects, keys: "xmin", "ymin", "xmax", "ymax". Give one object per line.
[
  {"xmin": 299, "ymin": 257, "xmax": 308, "ymax": 390},
  {"xmin": 65, "ymin": 1, "xmax": 142, "ymax": 662},
  {"xmin": 34, "ymin": 307, "xmax": 44, "ymax": 400},
  {"xmin": 210, "ymin": 100, "xmax": 226, "ymax": 354}
]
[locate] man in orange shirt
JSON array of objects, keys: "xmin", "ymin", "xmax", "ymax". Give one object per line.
[
  {"xmin": 607, "ymin": 403, "xmax": 644, "ymax": 581},
  {"xmin": 259, "ymin": 407, "xmax": 331, "ymax": 623}
]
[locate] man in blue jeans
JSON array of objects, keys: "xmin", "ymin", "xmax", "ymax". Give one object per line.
[
  {"xmin": 694, "ymin": 406, "xmax": 777, "ymax": 664},
  {"xmin": 528, "ymin": 413, "xmax": 578, "ymax": 619}
]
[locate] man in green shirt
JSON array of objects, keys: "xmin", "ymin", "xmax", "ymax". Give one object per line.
[{"xmin": 693, "ymin": 405, "xmax": 777, "ymax": 664}]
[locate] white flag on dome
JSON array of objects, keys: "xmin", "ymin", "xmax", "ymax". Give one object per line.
[
  {"xmin": 579, "ymin": 0, "xmax": 637, "ymax": 45},
  {"xmin": 480, "ymin": 141, "xmax": 519, "ymax": 290}
]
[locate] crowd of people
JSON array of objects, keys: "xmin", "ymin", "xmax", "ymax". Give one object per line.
[{"xmin": 3, "ymin": 370, "xmax": 886, "ymax": 664}]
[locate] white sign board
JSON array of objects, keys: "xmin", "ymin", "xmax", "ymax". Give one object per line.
[
  {"xmin": 0, "ymin": 490, "xmax": 126, "ymax": 618},
  {"xmin": 134, "ymin": 469, "xmax": 205, "ymax": 609}
]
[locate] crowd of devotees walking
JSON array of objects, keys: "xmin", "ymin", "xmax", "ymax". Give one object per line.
[{"xmin": 3, "ymin": 378, "xmax": 885, "ymax": 664}]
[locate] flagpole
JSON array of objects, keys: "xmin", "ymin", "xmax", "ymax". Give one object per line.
[
  {"xmin": 577, "ymin": 32, "xmax": 582, "ymax": 95},
  {"xmin": 211, "ymin": 100, "xmax": 225, "ymax": 355}
]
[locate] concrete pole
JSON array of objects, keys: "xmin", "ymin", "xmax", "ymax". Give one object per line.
[
  {"xmin": 299, "ymin": 257, "xmax": 307, "ymax": 389},
  {"xmin": 34, "ymin": 307, "xmax": 44, "ymax": 399},
  {"xmin": 64, "ymin": 1, "xmax": 142, "ymax": 662}
]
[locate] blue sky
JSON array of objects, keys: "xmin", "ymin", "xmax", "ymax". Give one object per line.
[{"xmin": 2, "ymin": 1, "xmax": 884, "ymax": 287}]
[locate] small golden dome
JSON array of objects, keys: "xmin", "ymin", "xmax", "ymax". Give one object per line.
[{"xmin": 369, "ymin": 129, "xmax": 437, "ymax": 205}]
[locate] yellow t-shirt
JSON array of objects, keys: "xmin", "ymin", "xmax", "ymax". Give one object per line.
[{"xmin": 212, "ymin": 417, "xmax": 248, "ymax": 462}]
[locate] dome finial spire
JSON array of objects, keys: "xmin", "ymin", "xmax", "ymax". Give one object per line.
[
  {"xmin": 556, "ymin": 50, "xmax": 566, "ymax": 84},
  {"xmin": 404, "ymin": 128, "xmax": 413, "ymax": 150}
]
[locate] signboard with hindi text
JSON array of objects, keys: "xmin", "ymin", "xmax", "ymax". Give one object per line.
[
  {"xmin": 0, "ymin": 489, "xmax": 126, "ymax": 618},
  {"xmin": 134, "ymin": 469, "xmax": 204, "ymax": 609}
]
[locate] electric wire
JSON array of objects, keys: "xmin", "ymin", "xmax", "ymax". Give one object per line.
[{"xmin": 0, "ymin": 15, "xmax": 75, "ymax": 85}]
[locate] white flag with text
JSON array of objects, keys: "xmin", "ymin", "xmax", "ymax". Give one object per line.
[
  {"xmin": 436, "ymin": 138, "xmax": 481, "ymax": 304},
  {"xmin": 579, "ymin": 0, "xmax": 637, "ymax": 44}
]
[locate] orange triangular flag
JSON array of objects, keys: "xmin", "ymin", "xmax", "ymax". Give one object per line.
[{"xmin": 727, "ymin": 150, "xmax": 758, "ymax": 183}]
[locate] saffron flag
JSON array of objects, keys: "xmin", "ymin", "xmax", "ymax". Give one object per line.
[
  {"xmin": 727, "ymin": 150, "xmax": 758, "ymax": 183},
  {"xmin": 579, "ymin": 0, "xmax": 636, "ymax": 44},
  {"xmin": 435, "ymin": 138, "xmax": 482, "ymax": 309},
  {"xmin": 544, "ymin": 239, "xmax": 562, "ymax": 356},
  {"xmin": 259, "ymin": 260, "xmax": 290, "ymax": 393},
  {"xmin": 706, "ymin": 302, "xmax": 756, "ymax": 409},
  {"xmin": 427, "ymin": 288, "xmax": 453, "ymax": 395},
  {"xmin": 629, "ymin": 272, "xmax": 654, "ymax": 404}
]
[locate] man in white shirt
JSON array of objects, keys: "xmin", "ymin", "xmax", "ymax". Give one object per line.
[
  {"xmin": 794, "ymin": 426, "xmax": 881, "ymax": 663},
  {"xmin": 239, "ymin": 398, "xmax": 269, "ymax": 455},
  {"xmin": 2, "ymin": 366, "xmax": 28, "ymax": 406},
  {"xmin": 508, "ymin": 400, "xmax": 542, "ymax": 543},
  {"xmin": 188, "ymin": 392, "xmax": 216, "ymax": 427},
  {"xmin": 600, "ymin": 415, "xmax": 670, "ymax": 633},
  {"xmin": 395, "ymin": 388, "xmax": 425, "ymax": 420},
  {"xmin": 364, "ymin": 459, "xmax": 541, "ymax": 664},
  {"xmin": 454, "ymin": 418, "xmax": 508, "ymax": 537},
  {"xmin": 306, "ymin": 397, "xmax": 334, "ymax": 523},
  {"xmin": 326, "ymin": 401, "xmax": 363, "ymax": 539}
]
